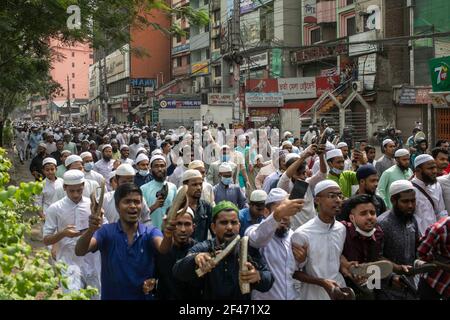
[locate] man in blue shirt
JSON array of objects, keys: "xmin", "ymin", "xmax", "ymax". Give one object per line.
[
  {"xmin": 213, "ymin": 162, "xmax": 248, "ymax": 210},
  {"xmin": 239, "ymin": 190, "xmax": 267, "ymax": 236},
  {"xmin": 75, "ymin": 183, "xmax": 175, "ymax": 300}
]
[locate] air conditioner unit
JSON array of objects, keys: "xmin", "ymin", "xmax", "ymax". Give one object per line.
[{"xmin": 352, "ymin": 81, "xmax": 363, "ymax": 93}]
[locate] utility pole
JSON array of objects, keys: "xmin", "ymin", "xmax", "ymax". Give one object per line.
[
  {"xmin": 98, "ymin": 48, "xmax": 109, "ymax": 125},
  {"xmin": 231, "ymin": 0, "xmax": 242, "ymax": 124},
  {"xmin": 67, "ymin": 74, "xmax": 72, "ymax": 122}
]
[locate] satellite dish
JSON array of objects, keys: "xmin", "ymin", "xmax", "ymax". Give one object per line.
[{"xmin": 414, "ymin": 131, "xmax": 426, "ymax": 143}]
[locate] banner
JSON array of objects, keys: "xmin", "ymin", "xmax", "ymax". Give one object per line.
[
  {"xmin": 246, "ymin": 79, "xmax": 278, "ymax": 93},
  {"xmin": 208, "ymin": 93, "xmax": 234, "ymax": 106},
  {"xmin": 271, "ymin": 48, "xmax": 283, "ymax": 78},
  {"xmin": 245, "ymin": 93, "xmax": 283, "ymax": 107},
  {"xmin": 278, "ymin": 77, "xmax": 316, "ymax": 100}
]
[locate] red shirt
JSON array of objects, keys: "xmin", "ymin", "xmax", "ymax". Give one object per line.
[
  {"xmin": 417, "ymin": 216, "xmax": 450, "ymax": 298},
  {"xmin": 342, "ymin": 221, "xmax": 384, "ymax": 263},
  {"xmin": 444, "ymin": 164, "xmax": 450, "ymax": 175}
]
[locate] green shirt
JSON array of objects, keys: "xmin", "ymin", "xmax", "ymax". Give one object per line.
[
  {"xmin": 326, "ymin": 171, "xmax": 358, "ymax": 198},
  {"xmin": 56, "ymin": 165, "xmax": 67, "ymax": 179},
  {"xmin": 377, "ymin": 165, "xmax": 413, "ymax": 209}
]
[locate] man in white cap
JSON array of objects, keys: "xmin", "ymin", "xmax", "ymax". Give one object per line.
[
  {"xmin": 248, "ymin": 154, "xmax": 268, "ymax": 193},
  {"xmin": 63, "ymin": 132, "xmax": 78, "ymax": 155},
  {"xmin": 129, "ymin": 134, "xmax": 144, "ymax": 160},
  {"xmin": 377, "ymin": 180, "xmax": 418, "ymax": 300},
  {"xmin": 235, "ymin": 134, "xmax": 253, "ymax": 190},
  {"xmin": 238, "ymin": 190, "xmax": 268, "ymax": 236},
  {"xmin": 326, "ymin": 148, "xmax": 361, "ymax": 198},
  {"xmin": 102, "ymin": 164, "xmax": 151, "ymax": 224},
  {"xmin": 29, "ymin": 143, "xmax": 48, "ymax": 180},
  {"xmin": 337, "ymin": 142, "xmax": 352, "ymax": 171},
  {"xmin": 134, "ymin": 153, "xmax": 153, "ymax": 188},
  {"xmin": 43, "ymin": 169, "xmax": 101, "ymax": 296},
  {"xmin": 375, "ymin": 139, "xmax": 396, "ymax": 177},
  {"xmin": 281, "ymin": 140, "xmax": 293, "ymax": 154},
  {"xmin": 206, "ymin": 145, "xmax": 237, "ymax": 186},
  {"xmin": 36, "ymin": 157, "xmax": 64, "ymax": 218},
  {"xmin": 89, "ymin": 140, "xmax": 101, "ymax": 162},
  {"xmin": 292, "ymin": 180, "xmax": 347, "ymax": 300},
  {"xmin": 213, "ymin": 162, "xmax": 248, "ymax": 210},
  {"xmin": 44, "ymin": 132, "xmax": 57, "ymax": 154},
  {"xmin": 262, "ymin": 149, "xmax": 289, "ymax": 194},
  {"xmin": 188, "ymin": 160, "xmax": 214, "ymax": 205},
  {"xmin": 141, "ymin": 155, "xmax": 177, "ymax": 230},
  {"xmin": 303, "ymin": 125, "xmax": 317, "ymax": 147},
  {"xmin": 56, "ymin": 150, "xmax": 72, "ymax": 178},
  {"xmin": 246, "ymin": 188, "xmax": 305, "ymax": 300},
  {"xmin": 411, "ymin": 154, "xmax": 448, "ymax": 236},
  {"xmin": 51, "ymin": 139, "xmax": 65, "ymax": 166},
  {"xmin": 377, "ymin": 149, "xmax": 413, "ymax": 209},
  {"xmin": 94, "ymin": 144, "xmax": 115, "ymax": 182},
  {"xmin": 118, "ymin": 144, "xmax": 134, "ymax": 166},
  {"xmin": 181, "ymin": 169, "xmax": 213, "ymax": 241},
  {"xmin": 80, "ymin": 152, "xmax": 105, "ymax": 186}
]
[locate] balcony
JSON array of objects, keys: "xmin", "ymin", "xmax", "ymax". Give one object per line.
[
  {"xmin": 172, "ymin": 65, "xmax": 190, "ymax": 77},
  {"xmin": 317, "ymin": 0, "xmax": 336, "ymax": 24}
]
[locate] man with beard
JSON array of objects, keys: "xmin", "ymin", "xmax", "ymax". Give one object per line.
[
  {"xmin": 141, "ymin": 155, "xmax": 177, "ymax": 230},
  {"xmin": 303, "ymin": 125, "xmax": 317, "ymax": 146},
  {"xmin": 154, "ymin": 207, "xmax": 202, "ymax": 300},
  {"xmin": 134, "ymin": 154, "xmax": 153, "ymax": 188},
  {"xmin": 129, "ymin": 134, "xmax": 144, "ymax": 160},
  {"xmin": 173, "ymin": 201, "xmax": 274, "ymax": 300},
  {"xmin": 51, "ymin": 140, "xmax": 65, "ymax": 166},
  {"xmin": 412, "ymin": 154, "xmax": 448, "ymax": 236},
  {"xmin": 377, "ymin": 149, "xmax": 413, "ymax": 209},
  {"xmin": 63, "ymin": 132, "xmax": 78, "ymax": 155},
  {"xmin": 118, "ymin": 144, "xmax": 134, "ymax": 166},
  {"xmin": 432, "ymin": 147, "xmax": 449, "ymax": 177},
  {"xmin": 292, "ymin": 180, "xmax": 347, "ymax": 300},
  {"xmin": 188, "ymin": 160, "xmax": 215, "ymax": 205},
  {"xmin": 80, "ymin": 152, "xmax": 105, "ymax": 186},
  {"xmin": 337, "ymin": 142, "xmax": 353, "ymax": 171},
  {"xmin": 326, "ymin": 149, "xmax": 361, "ymax": 198},
  {"xmin": 245, "ymin": 188, "xmax": 305, "ymax": 300},
  {"xmin": 110, "ymin": 139, "xmax": 121, "ymax": 160},
  {"xmin": 79, "ymin": 139, "xmax": 90, "ymax": 154},
  {"xmin": 213, "ymin": 163, "xmax": 248, "ymax": 210},
  {"xmin": 89, "ymin": 141, "xmax": 101, "ymax": 162},
  {"xmin": 410, "ymin": 137, "xmax": 429, "ymax": 170},
  {"xmin": 239, "ymin": 190, "xmax": 268, "ymax": 236},
  {"xmin": 339, "ymin": 164, "xmax": 386, "ymax": 220},
  {"xmin": 30, "ymin": 143, "xmax": 48, "ymax": 180},
  {"xmin": 75, "ymin": 183, "xmax": 175, "ymax": 300},
  {"xmin": 377, "ymin": 180, "xmax": 419, "ymax": 300},
  {"xmin": 375, "ymin": 139, "xmax": 396, "ymax": 177},
  {"xmin": 181, "ymin": 169, "xmax": 213, "ymax": 242},
  {"xmin": 94, "ymin": 144, "xmax": 115, "ymax": 188}
]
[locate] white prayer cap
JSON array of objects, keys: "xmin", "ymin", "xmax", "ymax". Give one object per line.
[
  {"xmin": 63, "ymin": 169, "xmax": 85, "ymax": 185},
  {"xmin": 43, "ymin": 157, "xmax": 57, "ymax": 166},
  {"xmin": 101, "ymin": 144, "xmax": 112, "ymax": 151},
  {"xmin": 151, "ymin": 149, "xmax": 163, "ymax": 156},
  {"xmin": 283, "ymin": 131, "xmax": 292, "ymax": 137},
  {"xmin": 382, "ymin": 139, "xmax": 394, "ymax": 147},
  {"xmin": 286, "ymin": 153, "xmax": 300, "ymax": 163},
  {"xmin": 135, "ymin": 153, "xmax": 149, "ymax": 165},
  {"xmin": 89, "ymin": 140, "xmax": 96, "ymax": 145},
  {"xmin": 108, "ymin": 171, "xmax": 117, "ymax": 181},
  {"xmin": 282, "ymin": 140, "xmax": 292, "ymax": 147},
  {"xmin": 394, "ymin": 149, "xmax": 410, "ymax": 158},
  {"xmin": 170, "ymin": 134, "xmax": 178, "ymax": 141},
  {"xmin": 182, "ymin": 169, "xmax": 203, "ymax": 182},
  {"xmin": 389, "ymin": 180, "xmax": 415, "ymax": 197},
  {"xmin": 314, "ymin": 180, "xmax": 340, "ymax": 196},
  {"xmin": 188, "ymin": 160, "xmax": 205, "ymax": 169},
  {"xmin": 178, "ymin": 206, "xmax": 195, "ymax": 220},
  {"xmin": 221, "ymin": 145, "xmax": 231, "ymax": 150},
  {"xmin": 326, "ymin": 149, "xmax": 343, "ymax": 161},
  {"xmin": 265, "ymin": 188, "xmax": 288, "ymax": 205},
  {"xmin": 65, "ymin": 155, "xmax": 83, "ymax": 167},
  {"xmin": 337, "ymin": 142, "xmax": 348, "ymax": 149},
  {"xmin": 141, "ymin": 130, "xmax": 147, "ymax": 134},
  {"xmin": 238, "ymin": 134, "xmax": 246, "ymax": 141},
  {"xmin": 120, "ymin": 144, "xmax": 129, "ymax": 151},
  {"xmin": 61, "ymin": 150, "xmax": 72, "ymax": 156},
  {"xmin": 116, "ymin": 164, "xmax": 136, "ymax": 176},
  {"xmin": 325, "ymin": 141, "xmax": 335, "ymax": 151},
  {"xmin": 150, "ymin": 155, "xmax": 166, "ymax": 165},
  {"xmin": 255, "ymin": 154, "xmax": 264, "ymax": 162},
  {"xmin": 38, "ymin": 143, "xmax": 47, "ymax": 149},
  {"xmin": 111, "ymin": 131, "xmax": 117, "ymax": 135},
  {"xmin": 137, "ymin": 147, "xmax": 147, "ymax": 154},
  {"xmin": 184, "ymin": 133, "xmax": 193, "ymax": 140},
  {"xmin": 414, "ymin": 154, "xmax": 434, "ymax": 168},
  {"xmin": 219, "ymin": 162, "xmax": 232, "ymax": 173},
  {"xmin": 80, "ymin": 152, "xmax": 92, "ymax": 159},
  {"xmin": 250, "ymin": 190, "xmax": 268, "ymax": 203}
]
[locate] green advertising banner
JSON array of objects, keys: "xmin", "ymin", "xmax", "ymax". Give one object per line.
[
  {"xmin": 271, "ymin": 48, "xmax": 282, "ymax": 78},
  {"xmin": 429, "ymin": 56, "xmax": 450, "ymax": 92}
]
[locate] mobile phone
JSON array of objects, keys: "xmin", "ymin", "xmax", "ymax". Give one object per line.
[
  {"xmin": 355, "ymin": 142, "xmax": 360, "ymax": 151},
  {"xmin": 289, "ymin": 180, "xmax": 309, "ymax": 200}
]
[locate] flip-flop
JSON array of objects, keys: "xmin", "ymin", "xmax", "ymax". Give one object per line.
[
  {"xmin": 407, "ymin": 260, "xmax": 438, "ymax": 275},
  {"xmin": 350, "ymin": 260, "xmax": 393, "ymax": 279},
  {"xmin": 330, "ymin": 287, "xmax": 355, "ymax": 300}
]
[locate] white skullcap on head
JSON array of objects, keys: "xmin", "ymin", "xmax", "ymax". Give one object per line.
[
  {"xmin": 250, "ymin": 190, "xmax": 268, "ymax": 203},
  {"xmin": 221, "ymin": 145, "xmax": 231, "ymax": 150},
  {"xmin": 188, "ymin": 160, "xmax": 205, "ymax": 169},
  {"xmin": 414, "ymin": 154, "xmax": 434, "ymax": 169},
  {"xmin": 63, "ymin": 169, "xmax": 85, "ymax": 185},
  {"xmin": 178, "ymin": 206, "xmax": 195, "ymax": 219},
  {"xmin": 326, "ymin": 149, "xmax": 343, "ymax": 161},
  {"xmin": 337, "ymin": 142, "xmax": 348, "ymax": 149},
  {"xmin": 282, "ymin": 140, "xmax": 292, "ymax": 147},
  {"xmin": 286, "ymin": 153, "xmax": 300, "ymax": 163},
  {"xmin": 314, "ymin": 180, "xmax": 340, "ymax": 196},
  {"xmin": 61, "ymin": 150, "xmax": 72, "ymax": 156},
  {"xmin": 101, "ymin": 144, "xmax": 112, "ymax": 151},
  {"xmin": 283, "ymin": 131, "xmax": 292, "ymax": 137},
  {"xmin": 266, "ymin": 188, "xmax": 288, "ymax": 205},
  {"xmin": 80, "ymin": 152, "xmax": 92, "ymax": 159},
  {"xmin": 170, "ymin": 134, "xmax": 178, "ymax": 141},
  {"xmin": 325, "ymin": 141, "xmax": 335, "ymax": 151},
  {"xmin": 150, "ymin": 155, "xmax": 166, "ymax": 165},
  {"xmin": 382, "ymin": 139, "xmax": 394, "ymax": 147},
  {"xmin": 394, "ymin": 148, "xmax": 410, "ymax": 158},
  {"xmin": 119, "ymin": 144, "xmax": 129, "ymax": 151},
  {"xmin": 137, "ymin": 147, "xmax": 147, "ymax": 154},
  {"xmin": 108, "ymin": 171, "xmax": 117, "ymax": 181},
  {"xmin": 65, "ymin": 155, "xmax": 82, "ymax": 167},
  {"xmin": 39, "ymin": 143, "xmax": 47, "ymax": 149},
  {"xmin": 219, "ymin": 162, "xmax": 232, "ymax": 173},
  {"xmin": 389, "ymin": 180, "xmax": 415, "ymax": 197},
  {"xmin": 184, "ymin": 134, "xmax": 192, "ymax": 140},
  {"xmin": 255, "ymin": 154, "xmax": 264, "ymax": 162},
  {"xmin": 238, "ymin": 134, "xmax": 246, "ymax": 141},
  {"xmin": 43, "ymin": 157, "xmax": 57, "ymax": 166},
  {"xmin": 151, "ymin": 149, "xmax": 163, "ymax": 156},
  {"xmin": 182, "ymin": 169, "xmax": 203, "ymax": 182},
  {"xmin": 135, "ymin": 153, "xmax": 149, "ymax": 165},
  {"xmin": 116, "ymin": 164, "xmax": 135, "ymax": 176}
]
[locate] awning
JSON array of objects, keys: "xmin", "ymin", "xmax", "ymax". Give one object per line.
[{"xmin": 130, "ymin": 106, "xmax": 140, "ymax": 115}]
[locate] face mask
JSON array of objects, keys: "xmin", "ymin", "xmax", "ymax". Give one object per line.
[
  {"xmin": 138, "ymin": 169, "xmax": 149, "ymax": 176},
  {"xmin": 221, "ymin": 177, "xmax": 233, "ymax": 185},
  {"xmin": 84, "ymin": 162, "xmax": 94, "ymax": 172},
  {"xmin": 221, "ymin": 155, "xmax": 230, "ymax": 162},
  {"xmin": 331, "ymin": 167, "xmax": 342, "ymax": 175},
  {"xmin": 354, "ymin": 224, "xmax": 376, "ymax": 237},
  {"xmin": 288, "ymin": 138, "xmax": 294, "ymax": 143}
]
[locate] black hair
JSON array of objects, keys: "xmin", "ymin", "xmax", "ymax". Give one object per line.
[
  {"xmin": 339, "ymin": 194, "xmax": 376, "ymax": 221},
  {"xmin": 432, "ymin": 147, "xmax": 449, "ymax": 159},
  {"xmin": 285, "ymin": 158, "xmax": 299, "ymax": 168},
  {"xmin": 435, "ymin": 139, "xmax": 448, "ymax": 148},
  {"xmin": 161, "ymin": 141, "xmax": 170, "ymax": 149},
  {"xmin": 364, "ymin": 145, "xmax": 375, "ymax": 153},
  {"xmin": 114, "ymin": 183, "xmax": 142, "ymax": 208}
]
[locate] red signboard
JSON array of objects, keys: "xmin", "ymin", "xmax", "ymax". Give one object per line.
[
  {"xmin": 295, "ymin": 43, "xmax": 348, "ymax": 64},
  {"xmin": 316, "ymin": 75, "xmax": 340, "ymax": 96},
  {"xmin": 245, "ymin": 79, "xmax": 278, "ymax": 93}
]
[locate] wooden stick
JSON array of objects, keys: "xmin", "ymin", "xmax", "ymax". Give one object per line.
[
  {"xmin": 90, "ymin": 180, "xmax": 105, "ymax": 218},
  {"xmin": 165, "ymin": 185, "xmax": 188, "ymax": 225},
  {"xmin": 239, "ymin": 236, "xmax": 250, "ymax": 294}
]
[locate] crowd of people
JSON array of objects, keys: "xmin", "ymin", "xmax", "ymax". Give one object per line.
[{"xmin": 10, "ymin": 120, "xmax": 450, "ymax": 300}]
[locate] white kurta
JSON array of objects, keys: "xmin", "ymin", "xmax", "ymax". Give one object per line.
[
  {"xmin": 119, "ymin": 158, "xmax": 134, "ymax": 166},
  {"xmin": 168, "ymin": 166, "xmax": 187, "ymax": 188},
  {"xmin": 246, "ymin": 214, "xmax": 299, "ymax": 300},
  {"xmin": 93, "ymin": 159, "xmax": 115, "ymax": 180},
  {"xmin": 129, "ymin": 143, "xmax": 144, "ymax": 160},
  {"xmin": 85, "ymin": 170, "xmax": 105, "ymax": 186},
  {"xmin": 34, "ymin": 177, "xmax": 64, "ymax": 215},
  {"xmin": 102, "ymin": 190, "xmax": 151, "ymax": 225},
  {"xmin": 43, "ymin": 196, "xmax": 101, "ymax": 293},
  {"xmin": 293, "ymin": 216, "xmax": 346, "ymax": 300},
  {"xmin": 54, "ymin": 179, "xmax": 100, "ymax": 201},
  {"xmin": 437, "ymin": 174, "xmax": 450, "ymax": 214},
  {"xmin": 411, "ymin": 177, "xmax": 448, "ymax": 236}
]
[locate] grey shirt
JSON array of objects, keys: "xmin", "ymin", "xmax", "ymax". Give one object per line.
[
  {"xmin": 213, "ymin": 182, "xmax": 248, "ymax": 210},
  {"xmin": 375, "ymin": 155, "xmax": 396, "ymax": 177}
]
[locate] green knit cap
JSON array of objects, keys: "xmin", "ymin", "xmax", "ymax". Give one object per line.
[{"xmin": 212, "ymin": 201, "xmax": 240, "ymax": 218}]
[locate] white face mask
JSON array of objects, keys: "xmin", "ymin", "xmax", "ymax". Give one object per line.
[{"xmin": 354, "ymin": 224, "xmax": 376, "ymax": 237}]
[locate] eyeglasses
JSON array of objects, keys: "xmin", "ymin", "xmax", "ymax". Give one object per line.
[{"xmin": 322, "ymin": 192, "xmax": 345, "ymax": 200}]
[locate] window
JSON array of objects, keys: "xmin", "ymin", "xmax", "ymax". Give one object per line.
[
  {"xmin": 214, "ymin": 38, "xmax": 220, "ymax": 50},
  {"xmin": 72, "ymin": 62, "xmax": 75, "ymax": 68},
  {"xmin": 176, "ymin": 57, "xmax": 182, "ymax": 67},
  {"xmin": 311, "ymin": 28, "xmax": 321, "ymax": 44},
  {"xmin": 72, "ymin": 73, "xmax": 75, "ymax": 78},
  {"xmin": 176, "ymin": 34, "xmax": 181, "ymax": 43},
  {"xmin": 204, "ymin": 24, "xmax": 209, "ymax": 32},
  {"xmin": 186, "ymin": 55, "xmax": 191, "ymax": 65},
  {"xmin": 206, "ymin": 48, "xmax": 210, "ymax": 59},
  {"xmin": 346, "ymin": 16, "xmax": 356, "ymax": 36},
  {"xmin": 346, "ymin": 0, "xmax": 354, "ymax": 5},
  {"xmin": 72, "ymin": 52, "xmax": 75, "ymax": 57},
  {"xmin": 204, "ymin": 0, "xmax": 209, "ymax": 5},
  {"xmin": 214, "ymin": 10, "xmax": 220, "ymax": 22},
  {"xmin": 72, "ymin": 94, "xmax": 75, "ymax": 98},
  {"xmin": 214, "ymin": 65, "xmax": 221, "ymax": 77},
  {"xmin": 72, "ymin": 84, "xmax": 75, "ymax": 89}
]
